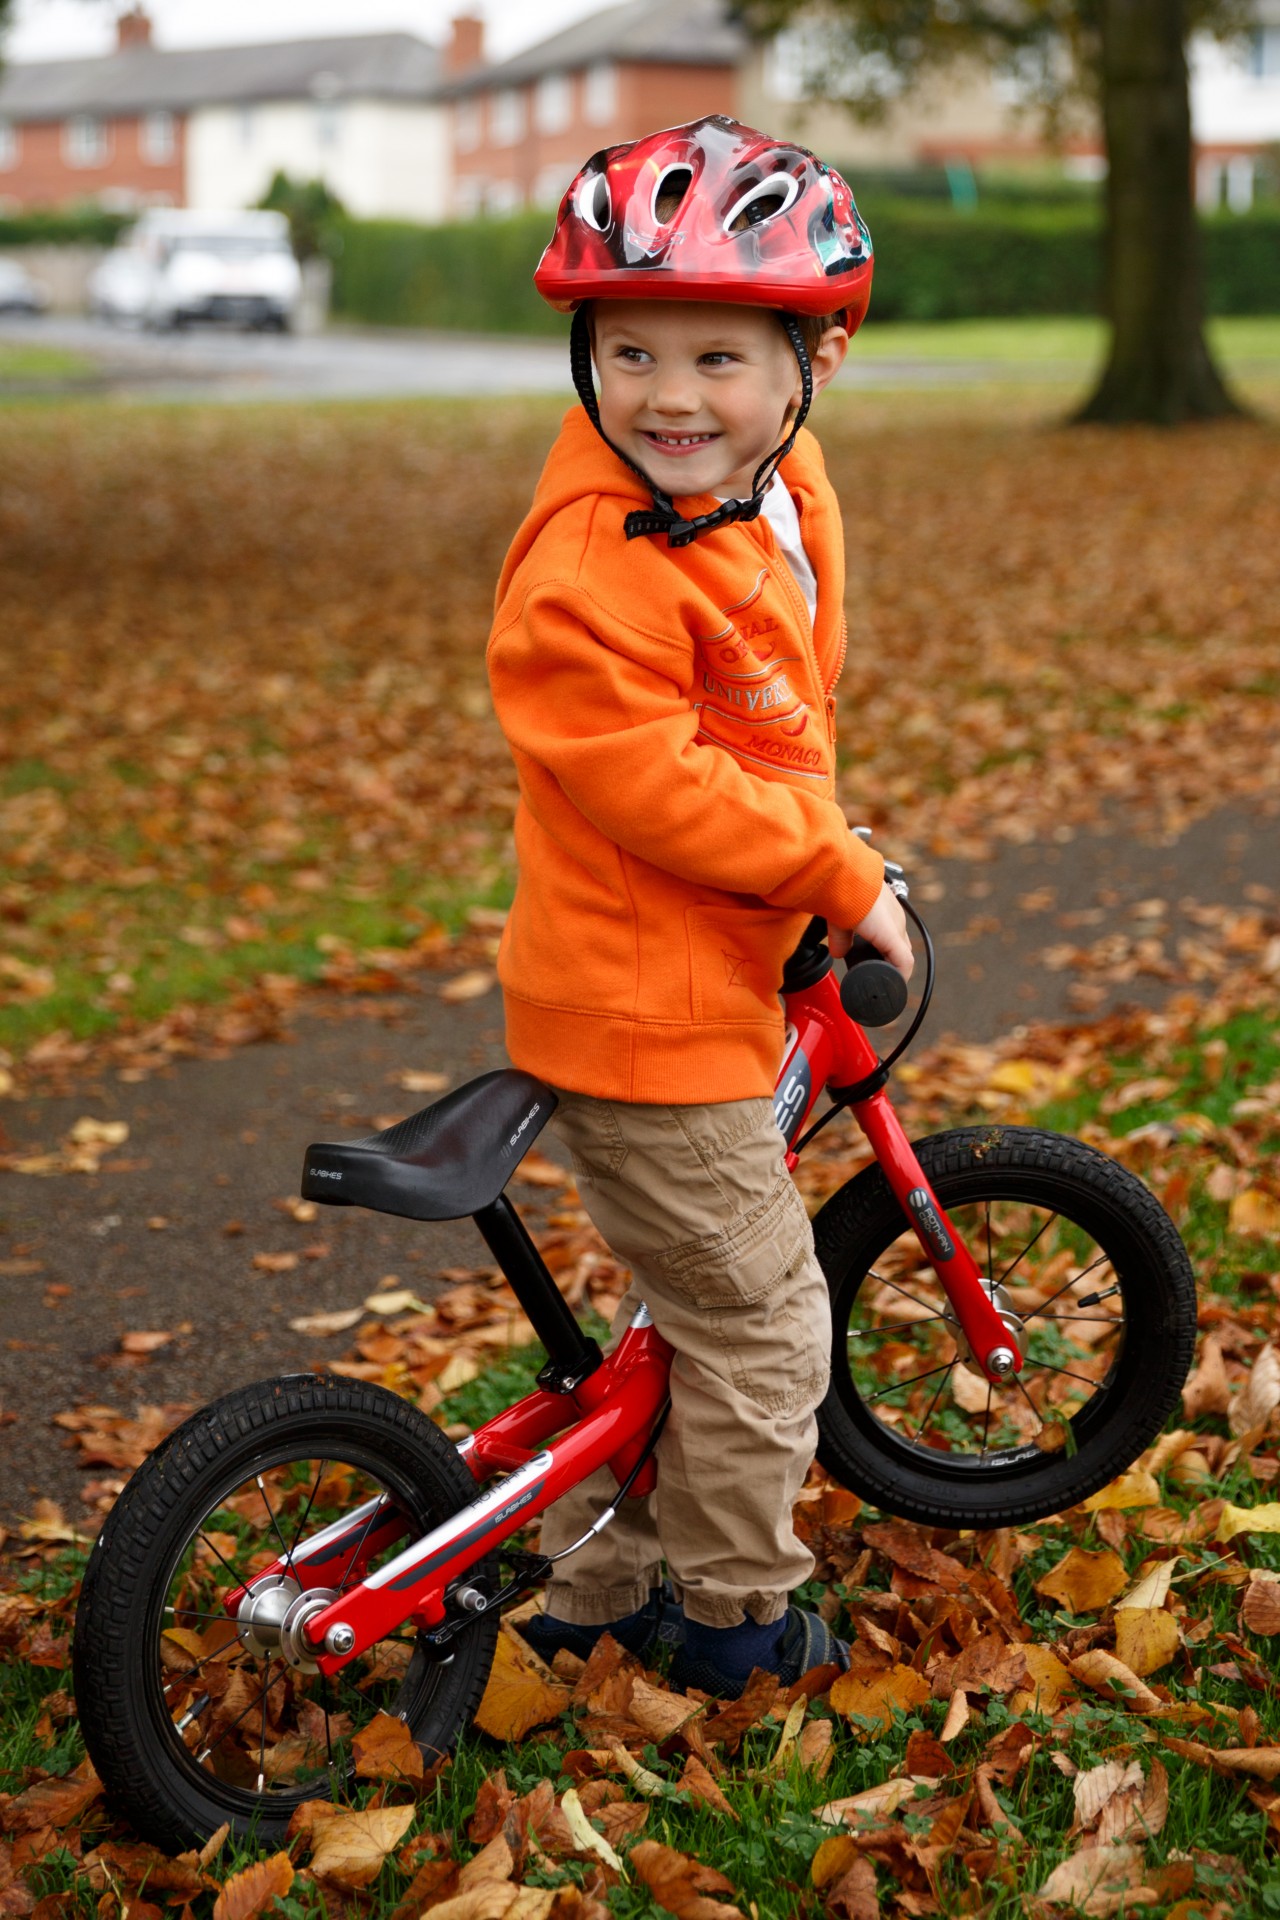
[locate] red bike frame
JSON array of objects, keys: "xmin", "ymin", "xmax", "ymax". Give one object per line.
[{"xmin": 233, "ymin": 956, "xmax": 1020, "ymax": 1677}]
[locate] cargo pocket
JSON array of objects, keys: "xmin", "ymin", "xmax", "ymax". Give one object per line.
[
  {"xmin": 711, "ymin": 1233, "xmax": 831, "ymax": 1418},
  {"xmin": 552, "ymin": 1094, "xmax": 629, "ymax": 1180},
  {"xmin": 652, "ymin": 1172, "xmax": 812, "ymax": 1311}
]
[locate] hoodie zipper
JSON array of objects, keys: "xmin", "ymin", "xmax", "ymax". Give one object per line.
[{"xmin": 749, "ymin": 511, "xmax": 843, "ymax": 745}]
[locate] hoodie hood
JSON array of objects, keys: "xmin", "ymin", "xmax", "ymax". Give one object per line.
[{"xmin": 496, "ymin": 405, "xmax": 832, "ymax": 609}]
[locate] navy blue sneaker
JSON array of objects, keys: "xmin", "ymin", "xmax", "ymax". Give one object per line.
[
  {"xmin": 669, "ymin": 1606, "xmax": 849, "ymax": 1699},
  {"xmin": 519, "ymin": 1583, "xmax": 686, "ymax": 1665}
]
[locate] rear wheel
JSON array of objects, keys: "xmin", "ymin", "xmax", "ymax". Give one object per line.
[
  {"xmin": 814, "ymin": 1127, "xmax": 1196, "ymax": 1526},
  {"xmin": 73, "ymin": 1375, "xmax": 497, "ymax": 1851}
]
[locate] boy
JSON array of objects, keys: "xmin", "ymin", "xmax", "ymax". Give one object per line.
[{"xmin": 487, "ymin": 116, "xmax": 911, "ymax": 1698}]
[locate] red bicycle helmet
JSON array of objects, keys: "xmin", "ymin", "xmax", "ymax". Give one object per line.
[
  {"xmin": 535, "ymin": 114, "xmax": 873, "ymax": 333},
  {"xmin": 537, "ymin": 116, "xmax": 874, "ymax": 547}
]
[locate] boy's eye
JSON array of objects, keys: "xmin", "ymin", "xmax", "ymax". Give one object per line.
[
  {"xmin": 699, "ymin": 352, "xmax": 737, "ymax": 367},
  {"xmin": 615, "ymin": 346, "xmax": 650, "ymax": 364}
]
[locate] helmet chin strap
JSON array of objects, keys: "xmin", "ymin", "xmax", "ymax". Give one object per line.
[{"xmin": 568, "ymin": 308, "xmax": 814, "ymax": 549}]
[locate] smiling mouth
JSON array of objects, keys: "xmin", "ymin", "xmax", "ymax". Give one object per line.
[{"xmin": 640, "ymin": 430, "xmax": 720, "ymax": 452}]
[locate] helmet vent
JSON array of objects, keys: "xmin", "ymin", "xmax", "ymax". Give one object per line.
[
  {"xmin": 652, "ymin": 166, "xmax": 693, "ymax": 225},
  {"xmin": 723, "ymin": 171, "xmax": 800, "ymax": 235},
  {"xmin": 575, "ymin": 171, "xmax": 612, "ymax": 232}
]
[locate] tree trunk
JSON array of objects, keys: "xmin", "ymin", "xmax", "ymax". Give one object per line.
[{"xmin": 1076, "ymin": 0, "xmax": 1241, "ymax": 424}]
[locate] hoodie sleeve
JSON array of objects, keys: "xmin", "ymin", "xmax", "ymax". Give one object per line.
[{"xmin": 489, "ymin": 581, "xmax": 884, "ymax": 929}]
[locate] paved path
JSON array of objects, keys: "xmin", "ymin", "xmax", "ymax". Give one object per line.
[
  {"xmin": 0, "ymin": 803, "xmax": 1273, "ymax": 1526},
  {"xmin": 0, "ymin": 313, "xmax": 1085, "ymax": 405}
]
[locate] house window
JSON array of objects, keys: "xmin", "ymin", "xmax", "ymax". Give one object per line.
[
  {"xmin": 535, "ymin": 70, "xmax": 571, "ymax": 134},
  {"xmin": 239, "ymin": 105, "xmax": 256, "ymax": 146},
  {"xmin": 1247, "ymin": 26, "xmax": 1280, "ymax": 77},
  {"xmin": 140, "ymin": 109, "xmax": 174, "ymax": 164},
  {"xmin": 65, "ymin": 114, "xmax": 109, "ymax": 167},
  {"xmin": 454, "ymin": 173, "xmax": 485, "ymax": 219},
  {"xmin": 534, "ymin": 162, "xmax": 573, "ymax": 207},
  {"xmin": 455, "ymin": 97, "xmax": 481, "ymax": 152},
  {"xmin": 0, "ymin": 120, "xmax": 18, "ymax": 171},
  {"xmin": 583, "ymin": 61, "xmax": 616, "ymax": 126},
  {"xmin": 315, "ymin": 100, "xmax": 342, "ymax": 148},
  {"xmin": 487, "ymin": 179, "xmax": 523, "ymax": 216},
  {"xmin": 490, "ymin": 88, "xmax": 526, "ymax": 146}
]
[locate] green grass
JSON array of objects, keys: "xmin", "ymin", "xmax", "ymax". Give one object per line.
[
  {"xmin": 852, "ymin": 313, "xmax": 1280, "ymax": 366},
  {"xmin": 0, "ymin": 340, "xmax": 97, "ymax": 383},
  {"xmin": 0, "ymin": 865, "xmax": 516, "ymax": 1052}
]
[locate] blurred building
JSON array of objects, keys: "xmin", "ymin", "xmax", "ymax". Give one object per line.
[
  {"xmin": 0, "ymin": 7, "xmax": 448, "ymax": 221},
  {"xmin": 1192, "ymin": 1, "xmax": 1280, "ymax": 210},
  {"xmin": 439, "ymin": 0, "xmax": 742, "ymax": 219},
  {"xmin": 1, "ymin": 1, "xmax": 1277, "ymax": 225}
]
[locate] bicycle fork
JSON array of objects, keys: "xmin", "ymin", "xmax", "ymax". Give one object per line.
[{"xmin": 778, "ymin": 967, "xmax": 1023, "ymax": 1386}]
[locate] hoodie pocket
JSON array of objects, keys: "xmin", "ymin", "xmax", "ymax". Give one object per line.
[{"xmin": 686, "ymin": 904, "xmax": 796, "ymax": 1027}]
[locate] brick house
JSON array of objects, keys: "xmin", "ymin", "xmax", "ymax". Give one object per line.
[
  {"xmin": 0, "ymin": 7, "xmax": 448, "ymax": 222},
  {"xmin": 440, "ymin": 0, "xmax": 744, "ymax": 220}
]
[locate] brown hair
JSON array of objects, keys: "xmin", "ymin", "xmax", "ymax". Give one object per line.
[{"xmin": 792, "ymin": 311, "xmax": 847, "ymax": 356}]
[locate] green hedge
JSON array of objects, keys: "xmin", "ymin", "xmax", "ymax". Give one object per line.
[
  {"xmin": 328, "ymin": 201, "xmax": 1280, "ymax": 333},
  {"xmin": 0, "ymin": 207, "xmax": 131, "ymax": 247}
]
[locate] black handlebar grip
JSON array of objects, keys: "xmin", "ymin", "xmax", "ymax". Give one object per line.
[{"xmin": 839, "ymin": 938, "xmax": 909, "ymax": 1028}]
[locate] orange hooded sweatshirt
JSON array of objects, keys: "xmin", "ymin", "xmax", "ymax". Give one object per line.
[{"xmin": 487, "ymin": 406, "xmax": 885, "ymax": 1104}]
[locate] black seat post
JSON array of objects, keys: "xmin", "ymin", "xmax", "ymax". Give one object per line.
[{"xmin": 472, "ymin": 1195, "xmax": 603, "ymax": 1393}]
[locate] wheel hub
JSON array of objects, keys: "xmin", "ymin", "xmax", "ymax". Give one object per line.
[
  {"xmin": 234, "ymin": 1577, "xmax": 339, "ymax": 1672},
  {"xmin": 948, "ymin": 1279, "xmax": 1028, "ymax": 1372}
]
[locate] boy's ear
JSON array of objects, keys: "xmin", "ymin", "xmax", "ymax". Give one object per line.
[{"xmin": 806, "ymin": 325, "xmax": 850, "ymax": 401}]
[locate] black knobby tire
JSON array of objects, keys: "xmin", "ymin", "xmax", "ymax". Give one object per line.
[
  {"xmin": 813, "ymin": 1126, "xmax": 1197, "ymax": 1527},
  {"xmin": 73, "ymin": 1374, "xmax": 498, "ymax": 1852}
]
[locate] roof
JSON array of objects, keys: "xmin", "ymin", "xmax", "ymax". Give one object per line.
[
  {"xmin": 441, "ymin": 0, "xmax": 746, "ymax": 98},
  {"xmin": 0, "ymin": 32, "xmax": 441, "ymax": 122}
]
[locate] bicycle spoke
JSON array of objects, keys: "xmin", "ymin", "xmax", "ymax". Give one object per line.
[
  {"xmin": 256, "ymin": 1473, "xmax": 296, "ymax": 1579},
  {"xmin": 848, "ymin": 1313, "xmax": 952, "ymax": 1339},
  {"xmin": 868, "ymin": 1268, "xmax": 950, "ymax": 1320},
  {"xmin": 911, "ymin": 1361, "xmax": 956, "ymax": 1444},
  {"xmin": 257, "ymin": 1675, "xmax": 269, "ymax": 1793},
  {"xmin": 287, "ymin": 1460, "xmax": 328, "ymax": 1566},
  {"xmin": 335, "ymin": 1494, "xmax": 392, "ymax": 1598},
  {"xmin": 1029, "ymin": 1358, "xmax": 1105, "ymax": 1390},
  {"xmin": 195, "ymin": 1658, "xmax": 287, "ymax": 1765},
  {"xmin": 195, "ymin": 1530, "xmax": 248, "ymax": 1588},
  {"xmin": 866, "ymin": 1360, "xmax": 954, "ymax": 1405},
  {"xmin": 980, "ymin": 1382, "xmax": 993, "ymax": 1460},
  {"xmin": 993, "ymin": 1211, "xmax": 1058, "ymax": 1291},
  {"xmin": 161, "ymin": 1641, "xmax": 246, "ymax": 1689},
  {"xmin": 1020, "ymin": 1251, "xmax": 1115, "ymax": 1321},
  {"xmin": 1012, "ymin": 1372, "xmax": 1046, "ymax": 1435},
  {"xmin": 164, "ymin": 1605, "xmax": 244, "ymax": 1625},
  {"xmin": 1031, "ymin": 1313, "xmax": 1124, "ymax": 1326}
]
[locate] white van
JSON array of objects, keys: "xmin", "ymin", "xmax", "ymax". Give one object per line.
[{"xmin": 89, "ymin": 209, "xmax": 302, "ymax": 332}]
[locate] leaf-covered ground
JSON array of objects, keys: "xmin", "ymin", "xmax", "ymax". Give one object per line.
[
  {"xmin": 1, "ymin": 379, "xmax": 1278, "ymax": 1913},
  {"xmin": 2, "ymin": 962, "xmax": 1279, "ymax": 1918},
  {"xmin": 1, "ymin": 385, "xmax": 1277, "ymax": 1066}
]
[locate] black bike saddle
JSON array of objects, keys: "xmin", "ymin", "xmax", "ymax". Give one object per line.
[{"xmin": 300, "ymin": 1069, "xmax": 556, "ymax": 1222}]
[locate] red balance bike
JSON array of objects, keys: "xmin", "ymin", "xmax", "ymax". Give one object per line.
[{"xmin": 73, "ymin": 860, "xmax": 1196, "ymax": 1848}]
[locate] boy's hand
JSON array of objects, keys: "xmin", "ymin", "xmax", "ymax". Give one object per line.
[{"xmin": 829, "ymin": 885, "xmax": 914, "ymax": 979}]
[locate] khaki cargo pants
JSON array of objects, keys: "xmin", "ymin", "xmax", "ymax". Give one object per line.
[{"xmin": 539, "ymin": 1091, "xmax": 831, "ymax": 1630}]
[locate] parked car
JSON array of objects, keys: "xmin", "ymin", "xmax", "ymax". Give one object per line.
[
  {"xmin": 0, "ymin": 259, "xmax": 49, "ymax": 315},
  {"xmin": 88, "ymin": 209, "xmax": 301, "ymax": 331}
]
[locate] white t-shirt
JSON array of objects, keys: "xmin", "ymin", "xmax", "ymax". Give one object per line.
[
  {"xmin": 715, "ymin": 477, "xmax": 818, "ymax": 626},
  {"xmin": 758, "ymin": 474, "xmax": 818, "ymax": 627}
]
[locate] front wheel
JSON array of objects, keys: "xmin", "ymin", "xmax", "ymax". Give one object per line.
[
  {"xmin": 814, "ymin": 1126, "xmax": 1197, "ymax": 1527},
  {"xmin": 72, "ymin": 1375, "xmax": 498, "ymax": 1852}
]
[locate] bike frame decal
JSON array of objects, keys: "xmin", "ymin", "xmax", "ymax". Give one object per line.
[{"xmin": 780, "ymin": 967, "xmax": 1019, "ymax": 1379}]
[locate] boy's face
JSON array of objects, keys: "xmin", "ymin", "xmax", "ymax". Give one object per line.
[{"xmin": 592, "ymin": 300, "xmax": 845, "ymax": 502}]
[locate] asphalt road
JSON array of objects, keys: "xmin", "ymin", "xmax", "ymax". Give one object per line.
[
  {"xmin": 0, "ymin": 312, "xmax": 1082, "ymax": 405},
  {"xmin": 1, "ymin": 802, "xmax": 1273, "ymax": 1528}
]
